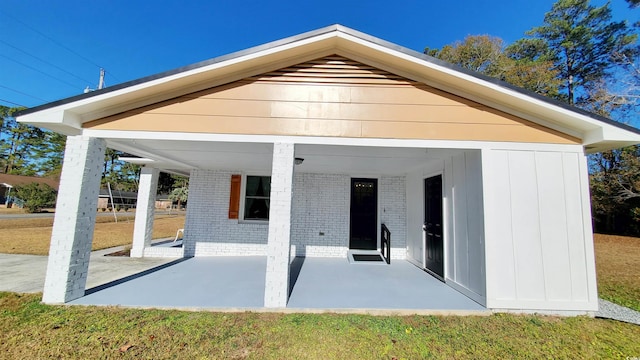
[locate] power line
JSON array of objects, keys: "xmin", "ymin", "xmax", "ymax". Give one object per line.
[
  {"xmin": 0, "ymin": 53, "xmax": 81, "ymax": 89},
  {"xmin": 0, "ymin": 84, "xmax": 49, "ymax": 102},
  {"xmin": 0, "ymin": 9, "xmax": 122, "ymax": 82},
  {"xmin": 0, "ymin": 39, "xmax": 95, "ymax": 85},
  {"xmin": 0, "ymin": 98, "xmax": 26, "ymax": 107}
]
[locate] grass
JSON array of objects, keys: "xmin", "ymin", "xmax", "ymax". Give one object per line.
[
  {"xmin": 0, "ymin": 215, "xmax": 185, "ymax": 255},
  {"xmin": 0, "ymin": 293, "xmax": 638, "ymax": 359},
  {"xmin": 594, "ymin": 233, "xmax": 640, "ymax": 312}
]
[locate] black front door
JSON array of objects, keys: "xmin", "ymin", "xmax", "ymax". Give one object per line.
[
  {"xmin": 350, "ymin": 178, "xmax": 377, "ymax": 250},
  {"xmin": 424, "ymin": 175, "xmax": 444, "ymax": 279}
]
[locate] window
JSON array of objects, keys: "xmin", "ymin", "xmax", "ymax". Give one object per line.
[{"xmin": 243, "ymin": 175, "xmax": 271, "ymax": 221}]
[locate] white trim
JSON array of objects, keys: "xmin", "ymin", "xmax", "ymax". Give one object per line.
[
  {"xmin": 485, "ymin": 298, "xmax": 597, "ymax": 312},
  {"xmin": 86, "ymin": 130, "xmax": 586, "ymax": 153},
  {"xmin": 446, "ymin": 279, "xmax": 487, "ymax": 307}
]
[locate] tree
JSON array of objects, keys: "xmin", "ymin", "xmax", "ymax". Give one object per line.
[
  {"xmin": 526, "ymin": 0, "xmax": 637, "ymax": 105},
  {"xmin": 425, "ymin": 35, "xmax": 562, "ymax": 96},
  {"xmin": 627, "ymin": 0, "xmax": 639, "ymax": 8},
  {"xmin": 426, "ymin": 35, "xmax": 506, "ymax": 75},
  {"xmin": 590, "ymin": 146, "xmax": 640, "ymax": 235},
  {"xmin": 1, "ymin": 105, "xmax": 66, "ymax": 177},
  {"xmin": 13, "ymin": 183, "xmax": 57, "ymax": 213},
  {"xmin": 168, "ymin": 186, "xmax": 188, "ymax": 210}
]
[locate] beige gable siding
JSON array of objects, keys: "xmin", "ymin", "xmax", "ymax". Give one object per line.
[{"xmin": 84, "ymin": 56, "xmax": 580, "ymax": 144}]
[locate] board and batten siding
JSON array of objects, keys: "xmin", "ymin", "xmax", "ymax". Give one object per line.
[
  {"xmin": 444, "ymin": 151, "xmax": 486, "ymax": 304},
  {"xmin": 84, "ymin": 56, "xmax": 579, "ymax": 145},
  {"xmin": 482, "ymin": 148, "xmax": 597, "ymax": 311},
  {"xmin": 405, "ymin": 150, "xmax": 486, "ymax": 305}
]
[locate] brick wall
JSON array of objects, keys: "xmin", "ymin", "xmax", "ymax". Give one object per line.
[
  {"xmin": 183, "ymin": 169, "xmax": 407, "ymax": 259},
  {"xmin": 380, "ymin": 176, "xmax": 408, "ymax": 259},
  {"xmin": 184, "ymin": 169, "xmax": 268, "ymax": 257}
]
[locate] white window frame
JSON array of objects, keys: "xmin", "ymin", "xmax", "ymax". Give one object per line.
[{"xmin": 239, "ymin": 173, "xmax": 271, "ymax": 224}]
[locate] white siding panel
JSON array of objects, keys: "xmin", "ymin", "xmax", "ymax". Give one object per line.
[
  {"xmin": 444, "ymin": 158, "xmax": 455, "ymax": 278},
  {"xmin": 465, "ymin": 151, "xmax": 485, "ymax": 296},
  {"xmin": 508, "ymin": 151, "xmax": 546, "ymax": 301},
  {"xmin": 562, "ymin": 153, "xmax": 589, "ymax": 301},
  {"xmin": 482, "ymin": 150, "xmax": 517, "ymax": 302},
  {"xmin": 535, "ymin": 152, "xmax": 572, "ymax": 301},
  {"xmin": 452, "ymin": 153, "xmax": 470, "ymax": 286}
]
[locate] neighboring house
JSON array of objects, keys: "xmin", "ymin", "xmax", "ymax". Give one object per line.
[
  {"xmin": 16, "ymin": 25, "xmax": 640, "ymax": 313},
  {"xmin": 0, "ymin": 174, "xmax": 59, "ymax": 207}
]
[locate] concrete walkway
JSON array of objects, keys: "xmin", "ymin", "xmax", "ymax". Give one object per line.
[{"xmin": 0, "ymin": 243, "xmax": 175, "ymax": 294}]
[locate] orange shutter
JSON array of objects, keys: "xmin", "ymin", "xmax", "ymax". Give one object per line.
[{"xmin": 229, "ymin": 174, "xmax": 241, "ymax": 219}]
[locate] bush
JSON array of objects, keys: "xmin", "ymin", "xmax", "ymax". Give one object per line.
[{"xmin": 13, "ymin": 183, "xmax": 57, "ymax": 213}]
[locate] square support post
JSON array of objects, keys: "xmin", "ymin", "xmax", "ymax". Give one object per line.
[
  {"xmin": 264, "ymin": 142, "xmax": 295, "ymax": 308},
  {"xmin": 131, "ymin": 167, "xmax": 159, "ymax": 258},
  {"xmin": 42, "ymin": 136, "xmax": 105, "ymax": 304}
]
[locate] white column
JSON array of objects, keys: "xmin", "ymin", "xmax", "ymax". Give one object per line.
[
  {"xmin": 264, "ymin": 142, "xmax": 295, "ymax": 308},
  {"xmin": 130, "ymin": 167, "xmax": 159, "ymax": 258},
  {"xmin": 42, "ymin": 136, "xmax": 105, "ymax": 304}
]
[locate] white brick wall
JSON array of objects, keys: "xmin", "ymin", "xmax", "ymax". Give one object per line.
[
  {"xmin": 380, "ymin": 176, "xmax": 408, "ymax": 260},
  {"xmin": 42, "ymin": 136, "xmax": 105, "ymax": 304},
  {"xmin": 183, "ymin": 170, "xmax": 407, "ymax": 260},
  {"xmin": 291, "ymin": 173, "xmax": 350, "ymax": 257},
  {"xmin": 183, "ymin": 169, "xmax": 268, "ymax": 257}
]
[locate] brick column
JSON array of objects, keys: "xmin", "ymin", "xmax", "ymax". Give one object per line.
[
  {"xmin": 264, "ymin": 142, "xmax": 295, "ymax": 308},
  {"xmin": 42, "ymin": 136, "xmax": 105, "ymax": 304},
  {"xmin": 130, "ymin": 167, "xmax": 159, "ymax": 258}
]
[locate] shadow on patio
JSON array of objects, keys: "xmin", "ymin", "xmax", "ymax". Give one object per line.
[{"xmin": 70, "ymin": 257, "xmax": 486, "ymax": 312}]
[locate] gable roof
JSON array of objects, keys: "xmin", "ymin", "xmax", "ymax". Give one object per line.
[{"xmin": 15, "ymin": 24, "xmax": 640, "ymax": 153}]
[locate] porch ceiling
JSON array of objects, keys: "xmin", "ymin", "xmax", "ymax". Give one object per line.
[{"xmin": 109, "ymin": 138, "xmax": 456, "ymax": 176}]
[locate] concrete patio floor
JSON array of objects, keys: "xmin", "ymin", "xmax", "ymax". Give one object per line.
[{"xmin": 70, "ymin": 256, "xmax": 486, "ymax": 313}]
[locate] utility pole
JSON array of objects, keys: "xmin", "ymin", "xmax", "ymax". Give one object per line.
[
  {"xmin": 98, "ymin": 68, "xmax": 105, "ymax": 90},
  {"xmin": 83, "ymin": 68, "xmax": 106, "ymax": 93}
]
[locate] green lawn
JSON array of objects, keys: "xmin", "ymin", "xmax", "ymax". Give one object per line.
[{"xmin": 1, "ymin": 292, "xmax": 638, "ymax": 359}]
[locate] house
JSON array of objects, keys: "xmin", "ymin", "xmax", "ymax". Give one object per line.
[
  {"xmin": 0, "ymin": 174, "xmax": 59, "ymax": 207},
  {"xmin": 16, "ymin": 25, "xmax": 640, "ymax": 313}
]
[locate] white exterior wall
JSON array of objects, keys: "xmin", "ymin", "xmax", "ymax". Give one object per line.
[
  {"xmin": 444, "ymin": 151, "xmax": 486, "ymax": 304},
  {"xmin": 184, "ymin": 169, "xmax": 269, "ymax": 257},
  {"xmin": 379, "ymin": 176, "xmax": 407, "ymax": 259},
  {"xmin": 291, "ymin": 173, "xmax": 350, "ymax": 257},
  {"xmin": 184, "ymin": 170, "xmax": 407, "ymax": 259},
  {"xmin": 405, "ymin": 151, "xmax": 486, "ymax": 305},
  {"xmin": 482, "ymin": 148, "xmax": 597, "ymax": 312}
]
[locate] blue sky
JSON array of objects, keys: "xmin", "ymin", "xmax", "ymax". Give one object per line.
[{"xmin": 1, "ymin": 0, "xmax": 637, "ymax": 108}]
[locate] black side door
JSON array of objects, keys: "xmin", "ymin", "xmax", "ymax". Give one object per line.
[{"xmin": 424, "ymin": 175, "xmax": 444, "ymax": 280}]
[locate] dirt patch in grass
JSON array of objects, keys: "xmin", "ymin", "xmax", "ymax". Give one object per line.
[
  {"xmin": 0, "ymin": 215, "xmax": 185, "ymax": 255},
  {"xmin": 594, "ymin": 233, "xmax": 640, "ymax": 312},
  {"xmin": 0, "ymin": 292, "xmax": 638, "ymax": 359}
]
